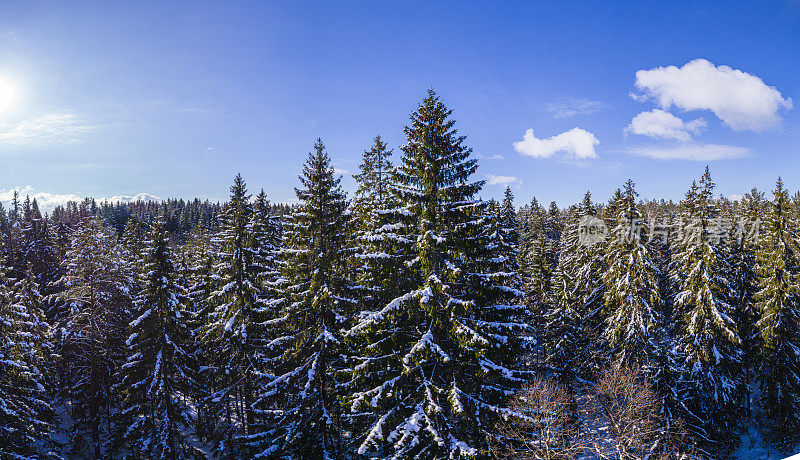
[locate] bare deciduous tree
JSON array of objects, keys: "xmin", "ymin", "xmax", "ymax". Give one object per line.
[
  {"xmin": 582, "ymin": 364, "xmax": 662, "ymax": 459},
  {"xmin": 493, "ymin": 375, "xmax": 583, "ymax": 459}
]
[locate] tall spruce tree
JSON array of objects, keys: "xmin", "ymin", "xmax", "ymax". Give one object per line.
[
  {"xmin": 255, "ymin": 139, "xmax": 354, "ymax": 458},
  {"xmin": 0, "ymin": 257, "xmax": 57, "ymax": 458},
  {"xmin": 753, "ymin": 177, "xmax": 800, "ymax": 448},
  {"xmin": 602, "ymin": 180, "xmax": 660, "ymax": 367},
  {"xmin": 346, "ymin": 135, "xmax": 417, "ymax": 450},
  {"xmin": 57, "ymin": 216, "xmax": 130, "ymax": 458},
  {"xmin": 114, "ymin": 215, "xmax": 201, "ymax": 458},
  {"xmin": 574, "ymin": 192, "xmax": 610, "ymax": 377},
  {"xmin": 249, "ymin": 188, "xmax": 284, "ymax": 362},
  {"xmin": 349, "ymin": 135, "xmax": 407, "ymax": 313},
  {"xmin": 518, "ymin": 197, "xmax": 550, "ymax": 369},
  {"xmin": 730, "ymin": 188, "xmax": 762, "ymax": 415},
  {"xmin": 201, "ymin": 174, "xmax": 266, "ymax": 457},
  {"xmin": 671, "ymin": 167, "xmax": 741, "ymax": 443},
  {"xmin": 348, "ymin": 90, "xmax": 523, "ymax": 457},
  {"xmin": 544, "ymin": 205, "xmax": 587, "ymax": 391},
  {"xmin": 469, "ymin": 193, "xmax": 529, "ymax": 447},
  {"xmin": 180, "ymin": 225, "xmax": 218, "ymax": 442}
]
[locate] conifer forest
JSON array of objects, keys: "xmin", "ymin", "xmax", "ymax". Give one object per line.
[{"xmin": 4, "ymin": 90, "xmax": 800, "ymax": 459}]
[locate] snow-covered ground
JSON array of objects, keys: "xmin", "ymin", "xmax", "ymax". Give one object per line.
[{"xmin": 733, "ymin": 424, "xmax": 800, "ymax": 460}]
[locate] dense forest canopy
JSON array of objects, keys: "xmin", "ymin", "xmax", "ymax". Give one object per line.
[{"xmin": 1, "ymin": 90, "xmax": 799, "ymax": 459}]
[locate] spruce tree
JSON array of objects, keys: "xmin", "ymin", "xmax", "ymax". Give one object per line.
[
  {"xmin": 753, "ymin": 177, "xmax": 800, "ymax": 448},
  {"xmin": 518, "ymin": 197, "xmax": 550, "ymax": 369},
  {"xmin": 348, "ymin": 90, "xmax": 522, "ymax": 457},
  {"xmin": 255, "ymin": 139, "xmax": 354, "ymax": 458},
  {"xmin": 602, "ymin": 180, "xmax": 660, "ymax": 367},
  {"xmin": 201, "ymin": 174, "xmax": 266, "ymax": 457},
  {"xmin": 0, "ymin": 259, "xmax": 57, "ymax": 458},
  {"xmin": 346, "ymin": 135, "xmax": 417, "ymax": 449},
  {"xmin": 573, "ymin": 191, "xmax": 609, "ymax": 378},
  {"xmin": 468, "ymin": 193, "xmax": 530, "ymax": 446},
  {"xmin": 57, "ymin": 216, "xmax": 130, "ymax": 458},
  {"xmin": 729, "ymin": 188, "xmax": 762, "ymax": 415},
  {"xmin": 497, "ymin": 187, "xmax": 520, "ymax": 276},
  {"xmin": 671, "ymin": 167, "xmax": 741, "ymax": 443},
  {"xmin": 543, "ymin": 201, "xmax": 563, "ymax": 271},
  {"xmin": 180, "ymin": 225, "xmax": 218, "ymax": 442},
  {"xmin": 543, "ymin": 206, "xmax": 587, "ymax": 391},
  {"xmin": 115, "ymin": 215, "xmax": 201, "ymax": 458},
  {"xmin": 349, "ymin": 135, "xmax": 407, "ymax": 313}
]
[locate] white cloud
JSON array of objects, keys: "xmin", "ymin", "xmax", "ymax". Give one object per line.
[
  {"xmin": 545, "ymin": 98, "xmax": 606, "ymax": 119},
  {"xmin": 633, "ymin": 59, "xmax": 793, "ymax": 132},
  {"xmin": 0, "ymin": 112, "xmax": 94, "ymax": 146},
  {"xmin": 0, "ymin": 186, "xmax": 159, "ymax": 214},
  {"xmin": 625, "ymin": 109, "xmax": 707, "ymax": 141},
  {"xmin": 728, "ymin": 194, "xmax": 744, "ymax": 202},
  {"xmin": 629, "ymin": 143, "xmax": 751, "ymax": 161},
  {"xmin": 485, "ymin": 174, "xmax": 522, "ymax": 188},
  {"xmin": 0, "ymin": 186, "xmax": 83, "ymax": 214},
  {"xmin": 477, "ymin": 153, "xmax": 503, "ymax": 160},
  {"xmin": 513, "ymin": 127, "xmax": 599, "ymax": 159}
]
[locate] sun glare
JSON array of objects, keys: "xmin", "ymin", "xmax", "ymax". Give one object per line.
[{"xmin": 0, "ymin": 78, "xmax": 16, "ymax": 114}]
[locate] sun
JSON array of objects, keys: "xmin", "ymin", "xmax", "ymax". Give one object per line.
[{"xmin": 0, "ymin": 78, "xmax": 16, "ymax": 114}]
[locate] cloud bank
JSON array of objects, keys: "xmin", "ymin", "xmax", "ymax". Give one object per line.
[
  {"xmin": 513, "ymin": 127, "xmax": 599, "ymax": 159},
  {"xmin": 633, "ymin": 59, "xmax": 792, "ymax": 132},
  {"xmin": 0, "ymin": 186, "xmax": 160, "ymax": 214},
  {"xmin": 104, "ymin": 193, "xmax": 161, "ymax": 203},
  {"xmin": 629, "ymin": 143, "xmax": 751, "ymax": 161}
]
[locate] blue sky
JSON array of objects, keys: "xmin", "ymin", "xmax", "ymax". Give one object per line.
[{"xmin": 1, "ymin": 1, "xmax": 799, "ymax": 211}]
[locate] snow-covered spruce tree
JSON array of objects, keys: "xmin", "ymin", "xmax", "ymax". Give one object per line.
[
  {"xmin": 15, "ymin": 264, "xmax": 54, "ymax": 356},
  {"xmin": 253, "ymin": 138, "xmax": 354, "ymax": 458},
  {"xmin": 467, "ymin": 192, "xmax": 530, "ymax": 448},
  {"xmin": 113, "ymin": 215, "xmax": 202, "ymax": 458},
  {"xmin": 492, "ymin": 188, "xmax": 531, "ymax": 355},
  {"xmin": 3, "ymin": 191, "xmax": 24, "ymax": 280},
  {"xmin": 118, "ymin": 215, "xmax": 152, "ymax": 313},
  {"xmin": 19, "ymin": 200, "xmax": 60, "ymax": 290},
  {"xmin": 671, "ymin": 167, "xmax": 741, "ymax": 444},
  {"xmin": 0, "ymin": 258, "xmax": 58, "ymax": 458},
  {"xmin": 543, "ymin": 205, "xmax": 588, "ymax": 393},
  {"xmin": 348, "ymin": 90, "xmax": 524, "ymax": 458},
  {"xmin": 349, "ymin": 135, "xmax": 409, "ymax": 315},
  {"xmin": 602, "ymin": 179, "xmax": 660, "ymax": 367},
  {"xmin": 244, "ymin": 188, "xmax": 286, "ymax": 455},
  {"xmin": 728, "ymin": 188, "xmax": 762, "ymax": 415},
  {"xmin": 201, "ymin": 174, "xmax": 268, "ymax": 457},
  {"xmin": 249, "ymin": 187, "xmax": 284, "ymax": 360},
  {"xmin": 346, "ymin": 135, "xmax": 417, "ymax": 448},
  {"xmin": 573, "ymin": 191, "xmax": 609, "ymax": 379},
  {"xmin": 179, "ymin": 224, "xmax": 217, "ymax": 441},
  {"xmin": 57, "ymin": 216, "xmax": 131, "ymax": 459},
  {"xmin": 12, "ymin": 266, "xmax": 56, "ymax": 419},
  {"xmin": 517, "ymin": 197, "xmax": 550, "ymax": 368},
  {"xmin": 496, "ymin": 188, "xmax": 522, "ymax": 287},
  {"xmin": 753, "ymin": 177, "xmax": 800, "ymax": 448},
  {"xmin": 120, "ymin": 214, "xmax": 151, "ymax": 262},
  {"xmin": 541, "ymin": 201, "xmax": 562, "ymax": 273}
]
